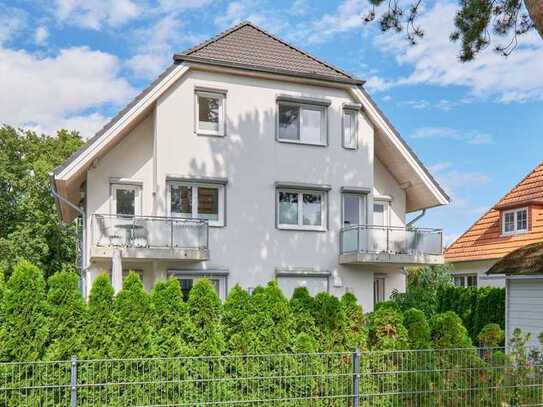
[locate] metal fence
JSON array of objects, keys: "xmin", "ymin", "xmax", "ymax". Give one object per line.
[{"xmin": 1, "ymin": 347, "xmax": 542, "ymax": 406}]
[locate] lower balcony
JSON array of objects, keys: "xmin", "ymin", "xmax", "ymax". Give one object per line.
[
  {"xmin": 90, "ymin": 214, "xmax": 209, "ymax": 261},
  {"xmin": 339, "ymin": 225, "xmax": 443, "ymax": 265}
]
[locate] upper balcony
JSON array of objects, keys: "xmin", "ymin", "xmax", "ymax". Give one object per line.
[
  {"xmin": 90, "ymin": 214, "xmax": 209, "ymax": 261},
  {"xmin": 339, "ymin": 225, "xmax": 443, "ymax": 265}
]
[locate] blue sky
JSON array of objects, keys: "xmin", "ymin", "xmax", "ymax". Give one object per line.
[{"xmin": 1, "ymin": 0, "xmax": 543, "ymax": 243}]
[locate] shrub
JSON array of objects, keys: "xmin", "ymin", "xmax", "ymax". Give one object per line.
[
  {"xmin": 188, "ymin": 278, "xmax": 225, "ymax": 356},
  {"xmin": 151, "ymin": 278, "xmax": 191, "ymax": 357},
  {"xmin": 45, "ymin": 271, "xmax": 86, "ymax": 360},
  {"xmin": 289, "ymin": 287, "xmax": 319, "ymax": 343},
  {"xmin": 112, "ymin": 272, "xmax": 153, "ymax": 358},
  {"xmin": 85, "ymin": 273, "xmax": 115, "ymax": 358},
  {"xmin": 404, "ymin": 308, "xmax": 431, "ymax": 349},
  {"xmin": 478, "ymin": 323, "xmax": 504, "ymax": 347},
  {"xmin": 341, "ymin": 292, "xmax": 367, "ymax": 350},
  {"xmin": 368, "ymin": 306, "xmax": 408, "ymax": 350},
  {"xmin": 312, "ymin": 292, "xmax": 348, "ymax": 352},
  {"xmin": 222, "ymin": 285, "xmax": 255, "ymax": 354},
  {"xmin": 430, "ymin": 311, "xmax": 472, "ymax": 349},
  {"xmin": 473, "ymin": 288, "xmax": 505, "ymax": 337},
  {"xmin": 390, "ymin": 287, "xmax": 438, "ymax": 317},
  {"xmin": 0, "ymin": 261, "xmax": 48, "ymax": 361}
]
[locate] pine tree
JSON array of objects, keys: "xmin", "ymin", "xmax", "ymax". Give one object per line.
[
  {"xmin": 187, "ymin": 278, "xmax": 225, "ymax": 356},
  {"xmin": 0, "ymin": 261, "xmax": 48, "ymax": 361},
  {"xmin": 85, "ymin": 273, "xmax": 115, "ymax": 358},
  {"xmin": 150, "ymin": 278, "xmax": 191, "ymax": 357},
  {"xmin": 222, "ymin": 285, "xmax": 256, "ymax": 354},
  {"xmin": 45, "ymin": 271, "xmax": 86, "ymax": 360},
  {"xmin": 112, "ymin": 272, "xmax": 153, "ymax": 358}
]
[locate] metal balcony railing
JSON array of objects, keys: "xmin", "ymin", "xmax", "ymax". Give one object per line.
[
  {"xmin": 339, "ymin": 225, "xmax": 443, "ymax": 256},
  {"xmin": 91, "ymin": 214, "xmax": 208, "ymax": 251}
]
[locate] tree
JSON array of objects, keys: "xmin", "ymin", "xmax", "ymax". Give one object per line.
[
  {"xmin": 85, "ymin": 273, "xmax": 115, "ymax": 358},
  {"xmin": 187, "ymin": 278, "xmax": 225, "ymax": 356},
  {"xmin": 312, "ymin": 292, "xmax": 349, "ymax": 352},
  {"xmin": 430, "ymin": 311, "xmax": 472, "ymax": 348},
  {"xmin": 289, "ymin": 287, "xmax": 320, "ymax": 350},
  {"xmin": 0, "ymin": 126, "xmax": 83, "ymax": 279},
  {"xmin": 404, "ymin": 308, "xmax": 431, "ymax": 349},
  {"xmin": 150, "ymin": 278, "xmax": 191, "ymax": 357},
  {"xmin": 367, "ymin": 306, "xmax": 408, "ymax": 350},
  {"xmin": 364, "ymin": 0, "xmax": 543, "ymax": 61},
  {"xmin": 111, "ymin": 272, "xmax": 153, "ymax": 358},
  {"xmin": 45, "ymin": 271, "xmax": 86, "ymax": 360},
  {"xmin": 0, "ymin": 261, "xmax": 48, "ymax": 361},
  {"xmin": 341, "ymin": 292, "xmax": 368, "ymax": 350},
  {"xmin": 222, "ymin": 285, "xmax": 256, "ymax": 354}
]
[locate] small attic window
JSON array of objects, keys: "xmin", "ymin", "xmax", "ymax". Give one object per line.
[
  {"xmin": 502, "ymin": 207, "xmax": 528, "ymax": 235},
  {"xmin": 195, "ymin": 89, "xmax": 226, "ymax": 136}
]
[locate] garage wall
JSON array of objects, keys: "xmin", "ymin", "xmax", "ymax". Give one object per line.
[{"xmin": 507, "ymin": 278, "xmax": 543, "ymax": 347}]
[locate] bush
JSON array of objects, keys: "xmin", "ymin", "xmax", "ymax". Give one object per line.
[
  {"xmin": 341, "ymin": 292, "xmax": 367, "ymax": 350},
  {"xmin": 430, "ymin": 311, "xmax": 472, "ymax": 349},
  {"xmin": 289, "ymin": 287, "xmax": 319, "ymax": 343},
  {"xmin": 222, "ymin": 285, "xmax": 255, "ymax": 354},
  {"xmin": 404, "ymin": 308, "xmax": 431, "ymax": 349},
  {"xmin": 0, "ymin": 261, "xmax": 48, "ymax": 361},
  {"xmin": 45, "ymin": 271, "xmax": 86, "ymax": 360},
  {"xmin": 473, "ymin": 288, "xmax": 505, "ymax": 337},
  {"xmin": 368, "ymin": 306, "xmax": 408, "ymax": 350},
  {"xmin": 478, "ymin": 323, "xmax": 504, "ymax": 347},
  {"xmin": 188, "ymin": 278, "xmax": 225, "ymax": 356},
  {"xmin": 112, "ymin": 272, "xmax": 153, "ymax": 358},
  {"xmin": 312, "ymin": 292, "xmax": 348, "ymax": 352},
  {"xmin": 390, "ymin": 287, "xmax": 438, "ymax": 317},
  {"xmin": 85, "ymin": 273, "xmax": 115, "ymax": 358}
]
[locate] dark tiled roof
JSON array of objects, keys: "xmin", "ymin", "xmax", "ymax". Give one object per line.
[
  {"xmin": 175, "ymin": 21, "xmax": 362, "ymax": 84},
  {"xmin": 487, "ymin": 242, "xmax": 543, "ymax": 275}
]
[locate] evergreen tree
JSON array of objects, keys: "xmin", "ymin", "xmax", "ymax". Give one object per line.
[
  {"xmin": 341, "ymin": 292, "xmax": 367, "ymax": 350},
  {"xmin": 187, "ymin": 278, "xmax": 225, "ymax": 356},
  {"xmin": 430, "ymin": 311, "xmax": 472, "ymax": 349},
  {"xmin": 45, "ymin": 271, "xmax": 86, "ymax": 360},
  {"xmin": 312, "ymin": 292, "xmax": 348, "ymax": 352},
  {"xmin": 367, "ymin": 306, "xmax": 408, "ymax": 350},
  {"xmin": 85, "ymin": 273, "xmax": 115, "ymax": 358},
  {"xmin": 0, "ymin": 261, "xmax": 48, "ymax": 361},
  {"xmin": 222, "ymin": 285, "xmax": 255, "ymax": 354},
  {"xmin": 290, "ymin": 287, "xmax": 319, "ymax": 350},
  {"xmin": 150, "ymin": 278, "xmax": 191, "ymax": 357},
  {"xmin": 112, "ymin": 272, "xmax": 153, "ymax": 358}
]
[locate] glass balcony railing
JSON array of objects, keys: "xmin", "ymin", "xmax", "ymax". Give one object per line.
[
  {"xmin": 339, "ymin": 225, "xmax": 443, "ymax": 256},
  {"xmin": 91, "ymin": 214, "xmax": 208, "ymax": 251}
]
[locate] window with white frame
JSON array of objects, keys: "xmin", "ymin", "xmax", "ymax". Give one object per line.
[
  {"xmin": 453, "ymin": 274, "xmax": 477, "ymax": 288},
  {"xmin": 168, "ymin": 182, "xmax": 225, "ymax": 227},
  {"xmin": 342, "ymin": 193, "xmax": 366, "ymax": 226},
  {"xmin": 195, "ymin": 90, "xmax": 225, "ymax": 136},
  {"xmin": 277, "ymin": 188, "xmax": 327, "ymax": 231},
  {"xmin": 342, "ymin": 109, "xmax": 358, "ymax": 149},
  {"xmin": 502, "ymin": 208, "xmax": 528, "ymax": 234},
  {"xmin": 111, "ymin": 184, "xmax": 141, "ymax": 216},
  {"xmin": 168, "ymin": 272, "xmax": 227, "ymax": 300},
  {"xmin": 277, "ymin": 102, "xmax": 327, "ymax": 145}
]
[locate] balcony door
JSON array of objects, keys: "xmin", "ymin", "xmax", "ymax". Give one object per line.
[
  {"xmin": 372, "ymin": 200, "xmax": 389, "ymax": 253},
  {"xmin": 342, "ymin": 193, "xmax": 366, "ymax": 252}
]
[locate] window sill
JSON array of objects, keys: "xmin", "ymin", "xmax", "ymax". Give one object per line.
[
  {"xmin": 342, "ymin": 146, "xmax": 358, "ymax": 151},
  {"xmin": 195, "ymin": 131, "xmax": 225, "ymax": 138},
  {"xmin": 501, "ymin": 230, "xmax": 529, "ymax": 237},
  {"xmin": 276, "ymin": 138, "xmax": 327, "ymax": 147},
  {"xmin": 277, "ymin": 225, "xmax": 327, "ymax": 232}
]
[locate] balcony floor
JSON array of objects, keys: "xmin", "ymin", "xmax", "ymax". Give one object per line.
[
  {"xmin": 339, "ymin": 251, "xmax": 444, "ymax": 266},
  {"xmin": 91, "ymin": 246, "xmax": 209, "ymax": 261}
]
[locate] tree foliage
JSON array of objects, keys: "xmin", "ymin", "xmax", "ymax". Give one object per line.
[
  {"xmin": 223, "ymin": 284, "xmax": 256, "ymax": 354},
  {"xmin": 368, "ymin": 306, "xmax": 408, "ymax": 350},
  {"xmin": 85, "ymin": 273, "xmax": 115, "ymax": 358},
  {"xmin": 0, "ymin": 126, "xmax": 83, "ymax": 280},
  {"xmin": 404, "ymin": 308, "xmax": 431, "ymax": 349},
  {"xmin": 430, "ymin": 311, "xmax": 472, "ymax": 348}
]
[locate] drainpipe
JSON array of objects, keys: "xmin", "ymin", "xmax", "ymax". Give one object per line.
[
  {"xmin": 406, "ymin": 208, "xmax": 426, "ymax": 228},
  {"xmin": 49, "ymin": 173, "xmax": 87, "ymax": 295}
]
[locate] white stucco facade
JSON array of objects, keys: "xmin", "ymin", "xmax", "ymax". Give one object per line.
[
  {"xmin": 71, "ymin": 66, "xmax": 444, "ymax": 312},
  {"xmin": 450, "ymin": 260, "xmax": 505, "ymax": 288}
]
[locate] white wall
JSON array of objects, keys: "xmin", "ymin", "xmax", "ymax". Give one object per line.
[
  {"xmin": 84, "ymin": 68, "xmax": 407, "ymax": 311},
  {"xmin": 450, "ymin": 259, "xmax": 505, "ymax": 288},
  {"xmin": 507, "ymin": 278, "xmax": 543, "ymax": 347}
]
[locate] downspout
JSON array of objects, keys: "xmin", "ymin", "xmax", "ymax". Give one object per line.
[
  {"xmin": 49, "ymin": 173, "xmax": 87, "ymax": 294},
  {"xmin": 406, "ymin": 208, "xmax": 426, "ymax": 228}
]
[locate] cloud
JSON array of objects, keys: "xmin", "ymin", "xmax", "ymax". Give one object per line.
[
  {"xmin": 376, "ymin": 2, "xmax": 543, "ymax": 103},
  {"xmin": 0, "ymin": 7, "xmax": 26, "ymax": 45},
  {"xmin": 412, "ymin": 127, "xmax": 494, "ymax": 145},
  {"xmin": 157, "ymin": 0, "xmax": 213, "ymax": 12},
  {"xmin": 214, "ymin": 0, "xmax": 289, "ymax": 32},
  {"xmin": 364, "ymin": 75, "xmax": 395, "ymax": 93},
  {"xmin": 0, "ymin": 46, "xmax": 136, "ymax": 138},
  {"xmin": 34, "ymin": 26, "xmax": 49, "ymax": 46},
  {"xmin": 53, "ymin": 0, "xmax": 141, "ymax": 30}
]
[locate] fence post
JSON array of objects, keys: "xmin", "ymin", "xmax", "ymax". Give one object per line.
[
  {"xmin": 70, "ymin": 355, "xmax": 77, "ymax": 407},
  {"xmin": 352, "ymin": 348, "xmax": 360, "ymax": 407}
]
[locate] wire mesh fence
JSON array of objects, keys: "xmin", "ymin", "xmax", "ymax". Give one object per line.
[{"xmin": 0, "ymin": 347, "xmax": 542, "ymax": 406}]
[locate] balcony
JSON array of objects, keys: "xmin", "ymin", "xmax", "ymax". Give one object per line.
[
  {"xmin": 339, "ymin": 225, "xmax": 443, "ymax": 265},
  {"xmin": 90, "ymin": 214, "xmax": 209, "ymax": 261}
]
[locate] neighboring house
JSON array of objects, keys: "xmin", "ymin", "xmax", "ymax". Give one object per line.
[
  {"xmin": 487, "ymin": 242, "xmax": 543, "ymax": 347},
  {"xmin": 50, "ymin": 22, "xmax": 448, "ymax": 311},
  {"xmin": 445, "ymin": 162, "xmax": 543, "ymax": 288}
]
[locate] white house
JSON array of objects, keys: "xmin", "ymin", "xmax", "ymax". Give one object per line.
[{"xmin": 50, "ymin": 22, "xmax": 449, "ymax": 311}]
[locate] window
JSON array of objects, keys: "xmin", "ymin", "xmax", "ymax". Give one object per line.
[
  {"xmin": 168, "ymin": 182, "xmax": 224, "ymax": 226},
  {"xmin": 342, "ymin": 109, "xmax": 358, "ymax": 149},
  {"xmin": 111, "ymin": 184, "xmax": 141, "ymax": 216},
  {"xmin": 374, "ymin": 201, "xmax": 390, "ymax": 227},
  {"xmin": 342, "ymin": 193, "xmax": 366, "ymax": 226},
  {"xmin": 502, "ymin": 208, "xmax": 528, "ymax": 235},
  {"xmin": 453, "ymin": 274, "xmax": 478, "ymax": 288},
  {"xmin": 374, "ymin": 277, "xmax": 386, "ymax": 306},
  {"xmin": 277, "ymin": 102, "xmax": 326, "ymax": 145},
  {"xmin": 195, "ymin": 91, "xmax": 225, "ymax": 136},
  {"xmin": 277, "ymin": 189, "xmax": 327, "ymax": 231},
  {"xmin": 169, "ymin": 272, "xmax": 227, "ymax": 300}
]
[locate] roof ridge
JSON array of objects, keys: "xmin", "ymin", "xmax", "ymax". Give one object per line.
[
  {"xmin": 177, "ymin": 21, "xmax": 357, "ymax": 80},
  {"xmin": 495, "ymin": 161, "xmax": 543, "ymax": 207}
]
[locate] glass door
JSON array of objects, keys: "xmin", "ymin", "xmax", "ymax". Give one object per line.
[{"xmin": 342, "ymin": 194, "xmax": 366, "ymax": 252}]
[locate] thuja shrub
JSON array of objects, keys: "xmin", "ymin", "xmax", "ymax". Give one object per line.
[
  {"xmin": 0, "ymin": 260, "xmax": 48, "ymax": 361},
  {"xmin": 45, "ymin": 271, "xmax": 86, "ymax": 360},
  {"xmin": 341, "ymin": 292, "xmax": 367, "ymax": 350},
  {"xmin": 223, "ymin": 285, "xmax": 256, "ymax": 354},
  {"xmin": 84, "ymin": 273, "xmax": 115, "ymax": 358},
  {"xmin": 404, "ymin": 308, "xmax": 431, "ymax": 349},
  {"xmin": 473, "ymin": 288, "xmax": 505, "ymax": 338},
  {"xmin": 312, "ymin": 292, "xmax": 348, "ymax": 352},
  {"xmin": 430, "ymin": 311, "xmax": 472, "ymax": 349},
  {"xmin": 367, "ymin": 306, "xmax": 408, "ymax": 350},
  {"xmin": 478, "ymin": 323, "xmax": 504, "ymax": 348}
]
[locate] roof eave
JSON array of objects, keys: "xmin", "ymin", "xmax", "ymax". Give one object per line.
[{"xmin": 174, "ymin": 55, "xmax": 365, "ymax": 86}]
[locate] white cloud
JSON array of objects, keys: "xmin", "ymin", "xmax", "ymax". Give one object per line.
[
  {"xmin": 364, "ymin": 75, "xmax": 395, "ymax": 93},
  {"xmin": 428, "ymin": 162, "xmax": 452, "ymax": 173},
  {"xmin": 0, "ymin": 46, "xmax": 136, "ymax": 138},
  {"xmin": 54, "ymin": 0, "xmax": 141, "ymax": 30},
  {"xmin": 157, "ymin": 0, "xmax": 213, "ymax": 12},
  {"xmin": 214, "ymin": 0, "xmax": 288, "ymax": 32},
  {"xmin": 0, "ymin": 7, "xmax": 26, "ymax": 45},
  {"xmin": 412, "ymin": 127, "xmax": 494, "ymax": 145},
  {"xmin": 34, "ymin": 26, "xmax": 49, "ymax": 46},
  {"xmin": 376, "ymin": 1, "xmax": 543, "ymax": 103}
]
